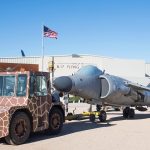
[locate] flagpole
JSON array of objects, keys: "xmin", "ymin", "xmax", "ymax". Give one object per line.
[{"xmin": 42, "ymin": 24, "xmax": 44, "ymax": 71}]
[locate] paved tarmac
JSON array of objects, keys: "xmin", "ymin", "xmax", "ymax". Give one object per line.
[{"xmin": 1, "ymin": 104, "xmax": 150, "ymax": 150}]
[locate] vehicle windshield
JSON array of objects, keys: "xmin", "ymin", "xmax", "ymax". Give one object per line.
[
  {"xmin": 0, "ymin": 74, "xmax": 27, "ymax": 97},
  {"xmin": 0, "ymin": 75, "xmax": 15, "ymax": 96}
]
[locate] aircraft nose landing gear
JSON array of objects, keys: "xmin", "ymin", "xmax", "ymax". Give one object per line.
[{"xmin": 123, "ymin": 107, "xmax": 135, "ymax": 119}]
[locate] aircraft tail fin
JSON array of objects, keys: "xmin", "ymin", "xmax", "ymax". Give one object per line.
[{"xmin": 21, "ymin": 49, "xmax": 25, "ymax": 57}]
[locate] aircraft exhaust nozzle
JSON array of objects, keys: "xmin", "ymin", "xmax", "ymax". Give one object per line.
[{"xmin": 53, "ymin": 76, "xmax": 72, "ymax": 92}]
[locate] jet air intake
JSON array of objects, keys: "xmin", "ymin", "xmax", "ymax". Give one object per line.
[{"xmin": 100, "ymin": 75, "xmax": 130, "ymax": 99}]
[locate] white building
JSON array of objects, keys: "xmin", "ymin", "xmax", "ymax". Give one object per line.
[
  {"xmin": 0, "ymin": 54, "xmax": 150, "ymax": 81},
  {"xmin": 53, "ymin": 55, "xmax": 146, "ymax": 77}
]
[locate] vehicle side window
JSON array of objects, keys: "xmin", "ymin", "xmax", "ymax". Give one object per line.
[
  {"xmin": 36, "ymin": 76, "xmax": 48, "ymax": 96},
  {"xmin": 0, "ymin": 76, "xmax": 15, "ymax": 96},
  {"xmin": 16, "ymin": 74, "xmax": 27, "ymax": 96}
]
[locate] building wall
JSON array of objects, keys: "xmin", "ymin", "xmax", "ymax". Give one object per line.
[
  {"xmin": 101, "ymin": 57, "xmax": 145, "ymax": 77},
  {"xmin": 53, "ymin": 55, "xmax": 100, "ymax": 77},
  {"xmin": 53, "ymin": 55, "xmax": 145, "ymax": 78},
  {"xmin": 0, "ymin": 55, "xmax": 146, "ymax": 78},
  {"xmin": 0, "ymin": 57, "xmax": 41, "ymax": 64}
]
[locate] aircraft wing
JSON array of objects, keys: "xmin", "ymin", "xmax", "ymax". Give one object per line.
[{"xmin": 125, "ymin": 82, "xmax": 150, "ymax": 92}]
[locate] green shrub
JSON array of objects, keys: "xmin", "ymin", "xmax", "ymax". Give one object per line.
[{"xmin": 68, "ymin": 96, "xmax": 80, "ymax": 103}]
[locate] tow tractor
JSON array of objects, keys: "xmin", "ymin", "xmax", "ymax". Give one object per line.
[{"xmin": 0, "ymin": 71, "xmax": 65, "ymax": 145}]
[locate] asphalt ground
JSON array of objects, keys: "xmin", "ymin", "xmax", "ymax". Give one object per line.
[{"xmin": 1, "ymin": 104, "xmax": 150, "ymax": 150}]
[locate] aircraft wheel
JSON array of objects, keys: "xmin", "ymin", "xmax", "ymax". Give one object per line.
[
  {"xmin": 99, "ymin": 110, "xmax": 107, "ymax": 122},
  {"xmin": 48, "ymin": 108, "xmax": 63, "ymax": 135},
  {"xmin": 5, "ymin": 112, "xmax": 31, "ymax": 145},
  {"xmin": 89, "ymin": 114, "xmax": 95, "ymax": 122},
  {"xmin": 123, "ymin": 107, "xmax": 130, "ymax": 119},
  {"xmin": 129, "ymin": 108, "xmax": 135, "ymax": 118}
]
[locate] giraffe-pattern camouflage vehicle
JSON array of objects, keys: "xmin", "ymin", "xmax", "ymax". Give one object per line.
[{"xmin": 0, "ymin": 71, "xmax": 65, "ymax": 145}]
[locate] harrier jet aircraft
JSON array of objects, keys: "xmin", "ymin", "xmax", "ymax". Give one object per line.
[{"xmin": 53, "ymin": 65, "xmax": 150, "ymax": 120}]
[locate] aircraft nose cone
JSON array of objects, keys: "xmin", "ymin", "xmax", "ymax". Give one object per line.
[{"xmin": 53, "ymin": 76, "xmax": 72, "ymax": 92}]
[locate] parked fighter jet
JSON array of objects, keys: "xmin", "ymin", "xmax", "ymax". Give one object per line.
[{"xmin": 53, "ymin": 65, "xmax": 150, "ymax": 120}]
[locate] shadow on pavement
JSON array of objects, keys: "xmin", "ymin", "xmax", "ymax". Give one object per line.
[
  {"xmin": 0, "ymin": 138, "xmax": 5, "ymax": 144},
  {"xmin": 1, "ymin": 112, "xmax": 150, "ymax": 145},
  {"xmin": 27, "ymin": 120, "xmax": 115, "ymax": 144},
  {"xmin": 0, "ymin": 120, "xmax": 115, "ymax": 145},
  {"xmin": 108, "ymin": 112, "xmax": 150, "ymax": 122},
  {"xmin": 29, "ymin": 112, "xmax": 150, "ymax": 144}
]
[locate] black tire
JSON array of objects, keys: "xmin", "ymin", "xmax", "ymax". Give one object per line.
[
  {"xmin": 5, "ymin": 112, "xmax": 31, "ymax": 145},
  {"xmin": 123, "ymin": 107, "xmax": 130, "ymax": 119},
  {"xmin": 89, "ymin": 114, "xmax": 95, "ymax": 122},
  {"xmin": 129, "ymin": 108, "xmax": 135, "ymax": 118},
  {"xmin": 48, "ymin": 108, "xmax": 63, "ymax": 135},
  {"xmin": 99, "ymin": 110, "xmax": 107, "ymax": 122}
]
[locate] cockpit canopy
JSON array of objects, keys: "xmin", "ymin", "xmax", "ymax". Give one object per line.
[{"xmin": 76, "ymin": 65, "xmax": 103, "ymax": 76}]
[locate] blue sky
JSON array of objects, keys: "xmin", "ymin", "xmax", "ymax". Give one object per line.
[{"xmin": 0, "ymin": 0, "xmax": 150, "ymax": 61}]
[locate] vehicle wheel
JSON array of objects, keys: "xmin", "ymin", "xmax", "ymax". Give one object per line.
[
  {"xmin": 5, "ymin": 112, "xmax": 31, "ymax": 145},
  {"xmin": 129, "ymin": 108, "xmax": 135, "ymax": 118},
  {"xmin": 99, "ymin": 110, "xmax": 107, "ymax": 122},
  {"xmin": 123, "ymin": 107, "xmax": 130, "ymax": 119},
  {"xmin": 48, "ymin": 108, "xmax": 63, "ymax": 135},
  {"xmin": 89, "ymin": 114, "xmax": 95, "ymax": 122}
]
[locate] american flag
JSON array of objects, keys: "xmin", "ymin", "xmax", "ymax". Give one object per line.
[{"xmin": 43, "ymin": 26, "xmax": 58, "ymax": 39}]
